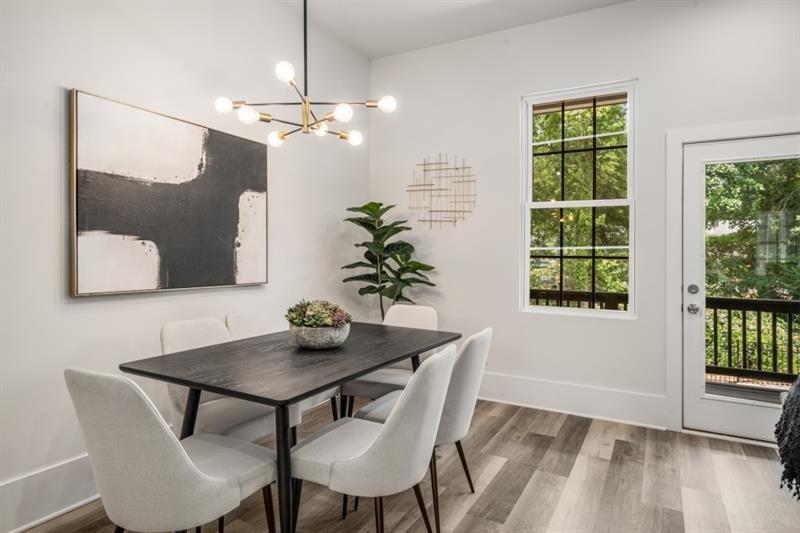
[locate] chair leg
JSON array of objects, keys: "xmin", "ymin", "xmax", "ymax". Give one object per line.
[
  {"xmin": 354, "ymin": 495, "xmax": 359, "ymax": 511},
  {"xmin": 292, "ymin": 479, "xmax": 303, "ymax": 531},
  {"xmin": 455, "ymin": 440, "xmax": 475, "ymax": 493},
  {"xmin": 217, "ymin": 516, "xmax": 224, "ymax": 533},
  {"xmin": 373, "ymin": 497, "xmax": 384, "ymax": 533},
  {"xmin": 195, "ymin": 528, "xmax": 201, "ymax": 533},
  {"xmin": 339, "ymin": 394, "xmax": 349, "ymax": 418},
  {"xmin": 290, "ymin": 426, "xmax": 298, "ymax": 446},
  {"xmin": 341, "ymin": 494, "xmax": 349, "ymax": 520},
  {"xmin": 430, "ymin": 450, "xmax": 441, "ymax": 533},
  {"xmin": 113, "ymin": 527, "xmax": 124, "ymax": 533},
  {"xmin": 263, "ymin": 485, "xmax": 276, "ymax": 533},
  {"xmin": 330, "ymin": 396, "xmax": 339, "ymax": 420},
  {"xmin": 413, "ymin": 484, "xmax": 433, "ymax": 533},
  {"xmin": 347, "ymin": 395, "xmax": 355, "ymax": 417}
]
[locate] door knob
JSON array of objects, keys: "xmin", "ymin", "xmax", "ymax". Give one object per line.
[
  {"xmin": 687, "ymin": 304, "xmax": 700, "ymax": 314},
  {"xmin": 687, "ymin": 284, "xmax": 699, "ymax": 294}
]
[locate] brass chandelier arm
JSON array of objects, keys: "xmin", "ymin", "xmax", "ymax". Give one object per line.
[
  {"xmin": 247, "ymin": 102, "xmax": 304, "ymax": 106},
  {"xmin": 271, "ymin": 117, "xmax": 304, "ymax": 128}
]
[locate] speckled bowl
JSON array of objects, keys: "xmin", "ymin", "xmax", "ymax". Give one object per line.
[{"xmin": 289, "ymin": 323, "xmax": 350, "ymax": 350}]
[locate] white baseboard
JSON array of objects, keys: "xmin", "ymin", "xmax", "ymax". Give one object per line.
[
  {"xmin": 1, "ymin": 453, "xmax": 98, "ymax": 533},
  {"xmin": 479, "ymin": 371, "xmax": 668, "ymax": 429}
]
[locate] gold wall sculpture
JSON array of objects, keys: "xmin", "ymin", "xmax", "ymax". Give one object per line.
[{"xmin": 407, "ymin": 154, "xmax": 477, "ymax": 228}]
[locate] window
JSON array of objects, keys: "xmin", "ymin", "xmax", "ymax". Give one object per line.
[{"xmin": 522, "ymin": 82, "xmax": 635, "ymax": 314}]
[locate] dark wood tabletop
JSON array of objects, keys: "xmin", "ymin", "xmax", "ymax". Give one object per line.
[{"xmin": 119, "ymin": 322, "xmax": 461, "ymax": 406}]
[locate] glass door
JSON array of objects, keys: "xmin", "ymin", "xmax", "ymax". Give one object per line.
[{"xmin": 683, "ymin": 134, "xmax": 799, "ymax": 441}]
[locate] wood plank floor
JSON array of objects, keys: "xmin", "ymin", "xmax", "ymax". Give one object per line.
[{"xmin": 28, "ymin": 399, "xmax": 800, "ymax": 533}]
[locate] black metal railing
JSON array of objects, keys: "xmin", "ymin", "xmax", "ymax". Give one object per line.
[
  {"xmin": 529, "ymin": 289, "xmax": 628, "ymax": 310},
  {"xmin": 705, "ymin": 297, "xmax": 798, "ymax": 384},
  {"xmin": 529, "ymin": 290, "xmax": 799, "ymax": 383}
]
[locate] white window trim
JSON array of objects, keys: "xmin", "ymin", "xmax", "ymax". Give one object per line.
[{"xmin": 519, "ymin": 79, "xmax": 638, "ymax": 318}]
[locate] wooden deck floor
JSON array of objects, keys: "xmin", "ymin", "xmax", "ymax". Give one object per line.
[{"xmin": 28, "ymin": 399, "xmax": 800, "ymax": 533}]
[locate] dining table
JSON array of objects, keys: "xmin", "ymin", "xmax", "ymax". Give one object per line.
[{"xmin": 119, "ymin": 321, "xmax": 461, "ymax": 533}]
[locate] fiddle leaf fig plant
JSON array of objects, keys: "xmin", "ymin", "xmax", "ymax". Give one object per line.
[{"xmin": 342, "ymin": 202, "xmax": 435, "ymax": 319}]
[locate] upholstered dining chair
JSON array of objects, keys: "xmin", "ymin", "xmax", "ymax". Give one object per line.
[
  {"xmin": 339, "ymin": 304, "xmax": 438, "ymax": 417},
  {"xmin": 161, "ymin": 317, "xmax": 301, "ymax": 443},
  {"xmin": 64, "ymin": 368, "xmax": 277, "ymax": 533},
  {"xmin": 355, "ymin": 328, "xmax": 493, "ymax": 532},
  {"xmin": 290, "ymin": 344, "xmax": 458, "ymax": 533},
  {"xmin": 225, "ymin": 310, "xmax": 340, "ymax": 420}
]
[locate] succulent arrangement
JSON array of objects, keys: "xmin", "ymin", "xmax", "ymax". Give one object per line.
[{"xmin": 285, "ymin": 299, "xmax": 352, "ymax": 329}]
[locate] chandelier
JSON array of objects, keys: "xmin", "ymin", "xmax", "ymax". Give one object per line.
[{"xmin": 213, "ymin": 0, "xmax": 396, "ymax": 147}]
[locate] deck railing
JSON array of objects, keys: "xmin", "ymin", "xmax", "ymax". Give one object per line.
[
  {"xmin": 529, "ymin": 289, "xmax": 799, "ymax": 384},
  {"xmin": 705, "ymin": 297, "xmax": 798, "ymax": 384}
]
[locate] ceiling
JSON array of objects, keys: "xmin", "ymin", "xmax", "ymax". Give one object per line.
[{"xmin": 289, "ymin": 0, "xmax": 626, "ymax": 58}]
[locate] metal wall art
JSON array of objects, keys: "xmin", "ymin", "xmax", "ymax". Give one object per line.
[{"xmin": 407, "ymin": 154, "xmax": 477, "ymax": 228}]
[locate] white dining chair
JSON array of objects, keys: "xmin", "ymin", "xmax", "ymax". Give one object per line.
[
  {"xmin": 225, "ymin": 310, "xmax": 340, "ymax": 420},
  {"xmin": 339, "ymin": 304, "xmax": 438, "ymax": 416},
  {"xmin": 64, "ymin": 368, "xmax": 277, "ymax": 533},
  {"xmin": 161, "ymin": 317, "xmax": 301, "ymax": 443},
  {"xmin": 290, "ymin": 344, "xmax": 458, "ymax": 533},
  {"xmin": 355, "ymin": 328, "xmax": 493, "ymax": 532}
]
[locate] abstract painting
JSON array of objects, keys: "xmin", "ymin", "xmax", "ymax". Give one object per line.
[{"xmin": 70, "ymin": 90, "xmax": 267, "ymax": 296}]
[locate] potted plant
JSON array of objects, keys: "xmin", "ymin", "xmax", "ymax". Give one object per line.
[
  {"xmin": 342, "ymin": 202, "xmax": 435, "ymax": 319},
  {"xmin": 285, "ymin": 299, "xmax": 352, "ymax": 349}
]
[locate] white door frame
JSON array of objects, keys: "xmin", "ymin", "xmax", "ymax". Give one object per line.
[{"xmin": 664, "ymin": 116, "xmax": 800, "ymax": 432}]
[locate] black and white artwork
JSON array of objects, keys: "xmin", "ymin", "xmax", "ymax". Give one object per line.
[{"xmin": 71, "ymin": 91, "xmax": 267, "ymax": 296}]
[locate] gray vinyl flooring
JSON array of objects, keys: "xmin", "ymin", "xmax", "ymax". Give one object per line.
[{"xmin": 29, "ymin": 399, "xmax": 800, "ymax": 532}]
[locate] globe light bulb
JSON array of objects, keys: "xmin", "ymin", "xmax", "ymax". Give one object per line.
[
  {"xmin": 333, "ymin": 103, "xmax": 354, "ymax": 123},
  {"xmin": 268, "ymin": 131, "xmax": 285, "ymax": 147},
  {"xmin": 215, "ymin": 96, "xmax": 233, "ymax": 114},
  {"xmin": 377, "ymin": 95, "xmax": 397, "ymax": 113},
  {"xmin": 237, "ymin": 105, "xmax": 259, "ymax": 125},
  {"xmin": 312, "ymin": 122, "xmax": 328, "ymax": 137},
  {"xmin": 348, "ymin": 130, "xmax": 363, "ymax": 146},
  {"xmin": 274, "ymin": 61, "xmax": 296, "ymax": 83}
]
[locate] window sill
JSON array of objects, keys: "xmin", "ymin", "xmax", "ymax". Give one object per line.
[{"xmin": 520, "ymin": 305, "xmax": 637, "ymax": 320}]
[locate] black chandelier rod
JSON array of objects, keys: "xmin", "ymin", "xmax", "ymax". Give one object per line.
[{"xmin": 303, "ymin": 0, "xmax": 308, "ymax": 96}]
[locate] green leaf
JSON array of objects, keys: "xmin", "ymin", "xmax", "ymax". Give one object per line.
[
  {"xmin": 384, "ymin": 241, "xmax": 414, "ymax": 258},
  {"xmin": 344, "ymin": 216, "xmax": 380, "ymax": 232},
  {"xmin": 341, "ymin": 261, "xmax": 374, "ymax": 269},
  {"xmin": 346, "ymin": 202, "xmax": 396, "ymax": 220},
  {"xmin": 343, "ymin": 273, "xmax": 381, "ymax": 284},
  {"xmin": 372, "ymin": 224, "xmax": 411, "ymax": 244},
  {"xmin": 358, "ymin": 285, "xmax": 385, "ymax": 295}
]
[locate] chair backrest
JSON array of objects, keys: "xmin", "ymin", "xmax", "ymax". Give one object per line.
[
  {"xmin": 161, "ymin": 318, "xmax": 231, "ymax": 413},
  {"xmin": 384, "ymin": 304, "xmax": 438, "ymax": 330},
  {"xmin": 330, "ymin": 344, "xmax": 458, "ymax": 497},
  {"xmin": 436, "ymin": 328, "xmax": 492, "ymax": 445},
  {"xmin": 64, "ymin": 368, "xmax": 237, "ymax": 532},
  {"xmin": 383, "ymin": 305, "xmax": 438, "ymax": 370},
  {"xmin": 226, "ymin": 309, "xmax": 271, "ymax": 340}
]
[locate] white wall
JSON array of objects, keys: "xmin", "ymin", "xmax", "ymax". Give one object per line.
[
  {"xmin": 0, "ymin": 1, "xmax": 371, "ymax": 530},
  {"xmin": 368, "ymin": 1, "xmax": 800, "ymax": 427}
]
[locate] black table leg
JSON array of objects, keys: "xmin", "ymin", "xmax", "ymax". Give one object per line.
[
  {"xmin": 179, "ymin": 388, "xmax": 201, "ymax": 439},
  {"xmin": 411, "ymin": 354, "xmax": 421, "ymax": 371},
  {"xmin": 275, "ymin": 405, "xmax": 294, "ymax": 533}
]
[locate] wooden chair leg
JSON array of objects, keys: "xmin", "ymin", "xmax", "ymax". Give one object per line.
[
  {"xmin": 430, "ymin": 450, "xmax": 441, "ymax": 533},
  {"xmin": 290, "ymin": 426, "xmax": 298, "ymax": 446},
  {"xmin": 195, "ymin": 527, "xmax": 201, "ymax": 533},
  {"xmin": 354, "ymin": 496, "xmax": 359, "ymax": 511},
  {"xmin": 373, "ymin": 497, "xmax": 385, "ymax": 533},
  {"xmin": 114, "ymin": 527, "xmax": 124, "ymax": 533},
  {"xmin": 347, "ymin": 395, "xmax": 355, "ymax": 417},
  {"xmin": 217, "ymin": 516, "xmax": 225, "ymax": 532},
  {"xmin": 292, "ymin": 479, "xmax": 303, "ymax": 531},
  {"xmin": 263, "ymin": 485, "xmax": 276, "ymax": 533},
  {"xmin": 413, "ymin": 484, "xmax": 433, "ymax": 533},
  {"xmin": 339, "ymin": 394, "xmax": 349, "ymax": 419},
  {"xmin": 330, "ymin": 396, "xmax": 339, "ymax": 420},
  {"xmin": 455, "ymin": 440, "xmax": 475, "ymax": 493}
]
